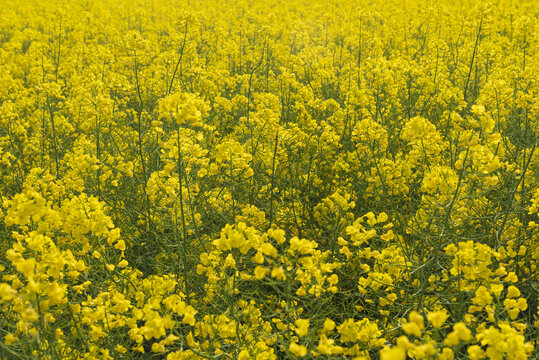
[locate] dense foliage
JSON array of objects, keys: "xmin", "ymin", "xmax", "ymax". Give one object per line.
[{"xmin": 0, "ymin": 0, "xmax": 538, "ymax": 359}]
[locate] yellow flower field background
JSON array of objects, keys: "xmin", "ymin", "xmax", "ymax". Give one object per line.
[{"xmin": 0, "ymin": 0, "xmax": 538, "ymax": 359}]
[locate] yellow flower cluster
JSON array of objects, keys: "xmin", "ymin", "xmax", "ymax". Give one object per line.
[{"xmin": 0, "ymin": 0, "xmax": 538, "ymax": 358}]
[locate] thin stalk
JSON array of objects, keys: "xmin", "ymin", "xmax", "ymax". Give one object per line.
[
  {"xmin": 463, "ymin": 17, "xmax": 482, "ymax": 101},
  {"xmin": 133, "ymin": 51, "xmax": 152, "ymax": 233},
  {"xmin": 168, "ymin": 20, "xmax": 188, "ymax": 95},
  {"xmin": 176, "ymin": 128, "xmax": 190, "ymax": 300},
  {"xmin": 268, "ymin": 131, "xmax": 279, "ymax": 229},
  {"xmin": 495, "ymin": 140, "xmax": 536, "ymax": 249}
]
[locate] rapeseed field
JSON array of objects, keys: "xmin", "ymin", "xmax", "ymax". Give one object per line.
[{"xmin": 0, "ymin": 0, "xmax": 538, "ymax": 358}]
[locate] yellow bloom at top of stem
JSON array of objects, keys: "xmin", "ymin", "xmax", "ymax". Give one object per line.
[
  {"xmin": 294, "ymin": 318, "xmax": 309, "ymax": 337},
  {"xmin": 380, "ymin": 347, "xmax": 406, "ymax": 360},
  {"xmin": 427, "ymin": 309, "xmax": 449, "ymax": 329}
]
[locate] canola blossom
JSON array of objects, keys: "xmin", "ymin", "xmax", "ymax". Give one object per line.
[{"xmin": 0, "ymin": 0, "xmax": 538, "ymax": 359}]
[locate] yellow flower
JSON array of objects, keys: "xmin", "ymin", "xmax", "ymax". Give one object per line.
[
  {"xmin": 470, "ymin": 104, "xmax": 485, "ymax": 116},
  {"xmin": 322, "ymin": 318, "xmax": 336, "ymax": 333},
  {"xmin": 467, "ymin": 345, "xmax": 485, "ymax": 360},
  {"xmin": 114, "ymin": 240, "xmax": 126, "ymax": 251},
  {"xmin": 289, "ymin": 342, "xmax": 307, "ymax": 356},
  {"xmin": 115, "ymin": 345, "xmax": 127, "ymax": 353},
  {"xmin": 152, "ymin": 342, "xmax": 166, "ymax": 353},
  {"xmin": 182, "ymin": 309, "xmax": 197, "ymax": 326},
  {"xmin": 46, "ymin": 282, "xmax": 67, "ymax": 305},
  {"xmin": 454, "ymin": 322, "xmax": 471, "ymax": 341},
  {"xmin": 440, "ymin": 347, "xmax": 454, "ymax": 360},
  {"xmin": 503, "ymin": 297, "xmax": 527, "ymax": 319},
  {"xmin": 444, "ymin": 333, "xmax": 460, "ymax": 347},
  {"xmin": 472, "ymin": 286, "xmax": 492, "ymax": 307},
  {"xmin": 505, "ymin": 272, "xmax": 518, "ymax": 282},
  {"xmin": 252, "ymin": 251, "xmax": 264, "ymax": 264},
  {"xmin": 254, "ymin": 266, "xmax": 269, "ymax": 280},
  {"xmin": 259, "ymin": 243, "xmax": 278, "ymax": 258},
  {"xmin": 403, "ymin": 321, "xmax": 422, "ymax": 337},
  {"xmin": 118, "ymin": 259, "xmax": 129, "ymax": 267},
  {"xmin": 5, "ymin": 333, "xmax": 17, "ymax": 345},
  {"xmin": 517, "ymin": 298, "xmax": 528, "ymax": 310},
  {"xmin": 490, "ymin": 283, "xmax": 504, "ymax": 297},
  {"xmin": 271, "ymin": 267, "xmax": 286, "ymax": 280},
  {"xmin": 403, "ymin": 311, "xmax": 424, "ymax": 337},
  {"xmin": 380, "ymin": 347, "xmax": 406, "ymax": 360},
  {"xmin": 15, "ymin": 257, "xmax": 35, "ymax": 279},
  {"xmin": 158, "ymin": 92, "xmax": 209, "ymax": 127},
  {"xmin": 317, "ymin": 334, "xmax": 344, "ymax": 355},
  {"xmin": 427, "ymin": 309, "xmax": 449, "ymax": 328},
  {"xmin": 238, "ymin": 350, "xmax": 250, "ymax": 360},
  {"xmin": 268, "ymin": 228, "xmax": 286, "ymax": 244},
  {"xmin": 223, "ymin": 253, "xmax": 236, "ymax": 269},
  {"xmin": 377, "ymin": 212, "xmax": 389, "ymax": 223},
  {"xmin": 506, "ymin": 285, "xmax": 520, "ymax": 298},
  {"xmin": 295, "ymin": 319, "xmax": 309, "ymax": 337},
  {"xmin": 0, "ymin": 283, "xmax": 17, "ymax": 302}
]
